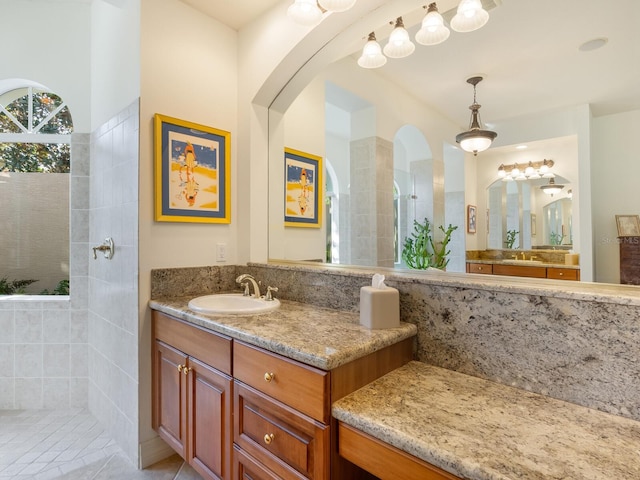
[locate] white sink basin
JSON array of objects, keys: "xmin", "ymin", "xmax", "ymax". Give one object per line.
[
  {"xmin": 502, "ymin": 259, "xmax": 543, "ymax": 266},
  {"xmin": 188, "ymin": 294, "xmax": 280, "ymax": 315}
]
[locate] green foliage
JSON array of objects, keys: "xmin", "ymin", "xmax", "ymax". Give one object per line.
[
  {"xmin": 505, "ymin": 229, "xmax": 519, "ymax": 249},
  {"xmin": 0, "ymin": 277, "xmax": 38, "ymax": 295},
  {"xmin": 40, "ymin": 279, "xmax": 70, "ymax": 296},
  {"xmin": 402, "ymin": 218, "xmax": 458, "ymax": 270},
  {"xmin": 0, "ymin": 91, "xmax": 72, "ymax": 173},
  {"xmin": 549, "ymin": 232, "xmax": 566, "ymax": 246}
]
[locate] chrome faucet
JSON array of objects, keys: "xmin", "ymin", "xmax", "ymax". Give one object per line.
[{"xmin": 236, "ymin": 274, "xmax": 261, "ymax": 298}]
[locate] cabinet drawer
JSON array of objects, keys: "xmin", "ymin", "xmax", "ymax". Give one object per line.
[
  {"xmin": 467, "ymin": 263, "xmax": 493, "ymax": 274},
  {"xmin": 153, "ymin": 311, "xmax": 232, "ymax": 375},
  {"xmin": 493, "ymin": 264, "xmax": 547, "ymax": 278},
  {"xmin": 233, "ymin": 341, "xmax": 329, "ymax": 423},
  {"xmin": 547, "ymin": 267, "xmax": 579, "ymax": 281},
  {"xmin": 233, "ymin": 446, "xmax": 282, "ymax": 480},
  {"xmin": 234, "ymin": 381, "xmax": 329, "ymax": 480}
]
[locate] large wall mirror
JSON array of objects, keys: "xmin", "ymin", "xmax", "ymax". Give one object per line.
[{"xmin": 267, "ymin": 0, "xmax": 639, "ymax": 285}]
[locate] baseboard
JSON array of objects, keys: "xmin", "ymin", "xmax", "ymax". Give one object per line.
[{"xmin": 138, "ymin": 435, "xmax": 176, "ymax": 469}]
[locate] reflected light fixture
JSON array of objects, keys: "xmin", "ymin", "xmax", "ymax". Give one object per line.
[
  {"xmin": 455, "ymin": 76, "xmax": 497, "ymax": 155},
  {"xmin": 287, "ymin": 0, "xmax": 323, "ymax": 26},
  {"xmin": 415, "ymin": 3, "xmax": 450, "ymax": 46},
  {"xmin": 357, "ymin": 32, "xmax": 387, "ymax": 69},
  {"xmin": 497, "ymin": 160, "xmax": 555, "ymax": 180},
  {"xmin": 450, "ymin": 0, "xmax": 490, "ymax": 32},
  {"xmin": 540, "ymin": 177, "xmax": 565, "ymax": 196},
  {"xmin": 318, "ymin": 0, "xmax": 356, "ymax": 12},
  {"xmin": 383, "ymin": 17, "xmax": 415, "ymax": 58}
]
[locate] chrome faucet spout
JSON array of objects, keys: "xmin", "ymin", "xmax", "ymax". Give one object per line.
[{"xmin": 235, "ymin": 274, "xmax": 261, "ymax": 298}]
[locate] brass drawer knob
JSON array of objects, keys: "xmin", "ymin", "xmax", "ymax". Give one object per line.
[
  {"xmin": 264, "ymin": 372, "xmax": 275, "ymax": 383},
  {"xmin": 183, "ymin": 367, "xmax": 192, "ymax": 376},
  {"xmin": 177, "ymin": 364, "xmax": 184, "ymax": 373},
  {"xmin": 263, "ymin": 433, "xmax": 274, "ymax": 445}
]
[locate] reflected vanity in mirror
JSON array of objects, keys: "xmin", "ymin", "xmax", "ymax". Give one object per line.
[{"xmin": 267, "ymin": 0, "xmax": 638, "ymax": 286}]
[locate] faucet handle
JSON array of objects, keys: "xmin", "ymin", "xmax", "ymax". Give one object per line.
[
  {"xmin": 239, "ymin": 282, "xmax": 250, "ymax": 296},
  {"xmin": 265, "ymin": 286, "xmax": 279, "ymax": 301}
]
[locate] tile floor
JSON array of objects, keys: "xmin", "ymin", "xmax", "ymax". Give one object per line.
[{"xmin": 0, "ymin": 410, "xmax": 202, "ymax": 479}]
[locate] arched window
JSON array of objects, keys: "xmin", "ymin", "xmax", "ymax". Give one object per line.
[{"xmin": 0, "ymin": 82, "xmax": 73, "ymax": 294}]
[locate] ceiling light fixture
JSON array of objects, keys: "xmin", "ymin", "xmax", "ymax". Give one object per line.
[
  {"xmin": 540, "ymin": 177, "xmax": 565, "ymax": 196},
  {"xmin": 455, "ymin": 76, "xmax": 497, "ymax": 155},
  {"xmin": 415, "ymin": 3, "xmax": 450, "ymax": 46},
  {"xmin": 318, "ymin": 0, "xmax": 356, "ymax": 12},
  {"xmin": 450, "ymin": 0, "xmax": 489, "ymax": 32},
  {"xmin": 287, "ymin": 0, "xmax": 323, "ymax": 26},
  {"xmin": 357, "ymin": 32, "xmax": 387, "ymax": 69},
  {"xmin": 383, "ymin": 17, "xmax": 415, "ymax": 59}
]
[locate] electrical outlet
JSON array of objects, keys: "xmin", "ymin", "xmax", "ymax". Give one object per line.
[{"xmin": 216, "ymin": 243, "xmax": 227, "ymax": 262}]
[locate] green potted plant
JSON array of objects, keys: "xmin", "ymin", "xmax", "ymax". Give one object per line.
[
  {"xmin": 402, "ymin": 218, "xmax": 458, "ymax": 270},
  {"xmin": 505, "ymin": 229, "xmax": 519, "ymax": 249}
]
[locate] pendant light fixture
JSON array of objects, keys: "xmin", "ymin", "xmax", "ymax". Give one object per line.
[
  {"xmin": 383, "ymin": 17, "xmax": 415, "ymax": 59},
  {"xmin": 415, "ymin": 3, "xmax": 450, "ymax": 46},
  {"xmin": 287, "ymin": 0, "xmax": 323, "ymax": 26},
  {"xmin": 540, "ymin": 178, "xmax": 565, "ymax": 196},
  {"xmin": 357, "ymin": 32, "xmax": 387, "ymax": 69},
  {"xmin": 318, "ymin": 0, "xmax": 356, "ymax": 12},
  {"xmin": 450, "ymin": 0, "xmax": 490, "ymax": 33},
  {"xmin": 455, "ymin": 76, "xmax": 497, "ymax": 155}
]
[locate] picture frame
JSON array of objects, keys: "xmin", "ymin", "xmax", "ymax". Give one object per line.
[
  {"xmin": 284, "ymin": 147, "xmax": 322, "ymax": 228},
  {"xmin": 531, "ymin": 214, "xmax": 537, "ymax": 236},
  {"xmin": 615, "ymin": 214, "xmax": 640, "ymax": 237},
  {"xmin": 154, "ymin": 114, "xmax": 230, "ymax": 223},
  {"xmin": 467, "ymin": 205, "xmax": 477, "ymax": 234}
]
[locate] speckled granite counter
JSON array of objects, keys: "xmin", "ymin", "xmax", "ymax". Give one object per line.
[
  {"xmin": 332, "ymin": 361, "xmax": 640, "ymax": 480},
  {"xmin": 149, "ymin": 296, "xmax": 417, "ymax": 370}
]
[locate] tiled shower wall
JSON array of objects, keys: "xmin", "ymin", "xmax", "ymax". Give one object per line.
[
  {"xmin": 88, "ymin": 101, "xmax": 140, "ymax": 463},
  {"xmin": 0, "ymin": 133, "xmax": 90, "ymax": 409}
]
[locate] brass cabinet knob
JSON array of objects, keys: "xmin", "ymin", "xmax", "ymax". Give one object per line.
[
  {"xmin": 177, "ymin": 364, "xmax": 184, "ymax": 373},
  {"xmin": 263, "ymin": 433, "xmax": 274, "ymax": 445},
  {"xmin": 264, "ymin": 372, "xmax": 275, "ymax": 383},
  {"xmin": 183, "ymin": 367, "xmax": 192, "ymax": 376},
  {"xmin": 478, "ymin": 266, "xmax": 483, "ymax": 271}
]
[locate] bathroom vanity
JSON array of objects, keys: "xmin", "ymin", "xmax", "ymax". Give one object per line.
[{"xmin": 150, "ymin": 298, "xmax": 416, "ymax": 480}]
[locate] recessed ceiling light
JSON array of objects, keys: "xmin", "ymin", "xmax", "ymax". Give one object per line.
[{"xmin": 579, "ymin": 37, "xmax": 608, "ymax": 52}]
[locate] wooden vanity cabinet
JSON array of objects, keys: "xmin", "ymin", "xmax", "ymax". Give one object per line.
[
  {"xmin": 152, "ymin": 311, "xmax": 233, "ymax": 480},
  {"xmin": 466, "ymin": 262, "xmax": 493, "ymax": 274},
  {"xmin": 233, "ymin": 341, "xmax": 330, "ymax": 479}
]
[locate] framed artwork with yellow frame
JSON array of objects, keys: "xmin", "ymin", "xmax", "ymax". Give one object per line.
[
  {"xmin": 154, "ymin": 113, "xmax": 230, "ymax": 223},
  {"xmin": 284, "ymin": 147, "xmax": 322, "ymax": 228}
]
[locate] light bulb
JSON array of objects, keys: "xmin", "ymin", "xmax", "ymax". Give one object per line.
[
  {"xmin": 383, "ymin": 17, "xmax": 415, "ymax": 58},
  {"xmin": 357, "ymin": 32, "xmax": 387, "ymax": 69},
  {"xmin": 415, "ymin": 3, "xmax": 450, "ymax": 46},
  {"xmin": 450, "ymin": 0, "xmax": 489, "ymax": 33},
  {"xmin": 287, "ymin": 0, "xmax": 323, "ymax": 26}
]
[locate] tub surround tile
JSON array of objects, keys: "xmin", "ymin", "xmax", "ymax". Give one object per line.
[
  {"xmin": 150, "ymin": 297, "xmax": 416, "ymax": 371},
  {"xmin": 332, "ymin": 361, "xmax": 640, "ymax": 480}
]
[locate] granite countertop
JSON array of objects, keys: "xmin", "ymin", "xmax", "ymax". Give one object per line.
[
  {"xmin": 332, "ymin": 361, "xmax": 640, "ymax": 480},
  {"xmin": 149, "ymin": 296, "xmax": 417, "ymax": 370},
  {"xmin": 466, "ymin": 259, "xmax": 579, "ymax": 269}
]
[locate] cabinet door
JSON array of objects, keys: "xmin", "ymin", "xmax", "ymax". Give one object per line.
[
  {"xmin": 188, "ymin": 356, "xmax": 233, "ymax": 480},
  {"xmin": 153, "ymin": 340, "xmax": 188, "ymax": 459},
  {"xmin": 233, "ymin": 445, "xmax": 281, "ymax": 480}
]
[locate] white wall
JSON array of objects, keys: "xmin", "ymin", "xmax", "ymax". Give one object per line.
[
  {"xmin": 0, "ymin": 0, "xmax": 91, "ymax": 131},
  {"xmin": 592, "ymin": 109, "xmax": 640, "ymax": 283},
  {"xmin": 137, "ymin": 0, "xmax": 239, "ymax": 462},
  {"xmin": 91, "ymin": 0, "xmax": 141, "ymax": 130}
]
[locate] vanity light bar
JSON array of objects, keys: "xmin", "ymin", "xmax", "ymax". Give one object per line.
[{"xmin": 498, "ymin": 159, "xmax": 554, "ymax": 180}]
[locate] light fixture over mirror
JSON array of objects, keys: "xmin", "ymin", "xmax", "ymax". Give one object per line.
[
  {"xmin": 455, "ymin": 76, "xmax": 497, "ymax": 155},
  {"xmin": 357, "ymin": 32, "xmax": 387, "ymax": 69},
  {"xmin": 383, "ymin": 17, "xmax": 415, "ymax": 59},
  {"xmin": 287, "ymin": 0, "xmax": 323, "ymax": 26},
  {"xmin": 415, "ymin": 3, "xmax": 450, "ymax": 46},
  {"xmin": 540, "ymin": 177, "xmax": 565, "ymax": 196},
  {"xmin": 318, "ymin": 0, "xmax": 356, "ymax": 12},
  {"xmin": 450, "ymin": 0, "xmax": 490, "ymax": 32},
  {"xmin": 498, "ymin": 159, "xmax": 555, "ymax": 181}
]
